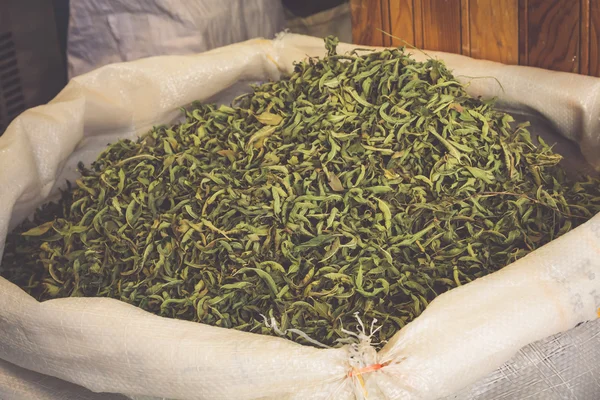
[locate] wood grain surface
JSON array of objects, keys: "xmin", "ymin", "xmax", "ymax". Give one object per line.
[
  {"xmin": 460, "ymin": 0, "xmax": 471, "ymax": 56},
  {"xmin": 590, "ymin": 0, "xmax": 600, "ymax": 76},
  {"xmin": 580, "ymin": 0, "xmax": 591, "ymax": 75},
  {"xmin": 389, "ymin": 0, "xmax": 416, "ymax": 47},
  {"xmin": 421, "ymin": 0, "xmax": 462, "ymax": 53},
  {"xmin": 525, "ymin": 0, "xmax": 581, "ymax": 73},
  {"xmin": 350, "ymin": 0, "xmax": 385, "ymax": 46},
  {"xmin": 469, "ymin": 0, "xmax": 519, "ymax": 64},
  {"xmin": 413, "ymin": 0, "xmax": 425, "ymax": 48},
  {"xmin": 380, "ymin": 0, "xmax": 392, "ymax": 46},
  {"xmin": 351, "ymin": 0, "xmax": 600, "ymax": 76},
  {"xmin": 518, "ymin": 0, "xmax": 529, "ymax": 64}
]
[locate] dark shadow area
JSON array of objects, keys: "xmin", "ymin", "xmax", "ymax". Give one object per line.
[{"xmin": 0, "ymin": 0, "xmax": 68, "ymax": 136}]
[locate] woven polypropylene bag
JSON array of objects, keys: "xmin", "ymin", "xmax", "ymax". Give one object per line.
[
  {"xmin": 1, "ymin": 34, "xmax": 600, "ymax": 400},
  {"xmin": 67, "ymin": 0, "xmax": 286, "ymax": 78}
]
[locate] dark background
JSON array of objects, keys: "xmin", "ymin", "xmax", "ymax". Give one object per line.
[{"xmin": 0, "ymin": 0, "xmax": 69, "ymax": 135}]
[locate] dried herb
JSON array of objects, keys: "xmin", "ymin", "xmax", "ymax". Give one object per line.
[{"xmin": 3, "ymin": 37, "xmax": 600, "ymax": 347}]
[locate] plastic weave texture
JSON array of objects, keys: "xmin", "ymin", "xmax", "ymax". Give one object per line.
[{"xmin": 67, "ymin": 0, "xmax": 286, "ymax": 78}]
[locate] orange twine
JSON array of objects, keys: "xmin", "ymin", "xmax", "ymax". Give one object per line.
[
  {"xmin": 347, "ymin": 362, "xmax": 387, "ymax": 378},
  {"xmin": 347, "ymin": 362, "xmax": 389, "ymax": 398}
]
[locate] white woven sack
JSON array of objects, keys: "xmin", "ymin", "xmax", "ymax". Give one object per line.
[
  {"xmin": 67, "ymin": 0, "xmax": 286, "ymax": 78},
  {"xmin": 1, "ymin": 34, "xmax": 600, "ymax": 400}
]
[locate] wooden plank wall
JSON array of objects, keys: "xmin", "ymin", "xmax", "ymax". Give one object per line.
[
  {"xmin": 592, "ymin": 0, "xmax": 600, "ymax": 75},
  {"xmin": 350, "ymin": 0, "xmax": 600, "ymax": 76}
]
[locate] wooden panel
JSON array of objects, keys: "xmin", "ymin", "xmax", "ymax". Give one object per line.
[
  {"xmin": 525, "ymin": 0, "xmax": 581, "ymax": 73},
  {"xmin": 350, "ymin": 0, "xmax": 385, "ymax": 46},
  {"xmin": 351, "ymin": 0, "xmax": 600, "ymax": 77},
  {"xmin": 420, "ymin": 0, "xmax": 462, "ymax": 53},
  {"xmin": 389, "ymin": 0, "xmax": 416, "ymax": 47},
  {"xmin": 460, "ymin": 0, "xmax": 471, "ymax": 56},
  {"xmin": 590, "ymin": 0, "xmax": 600, "ymax": 76},
  {"xmin": 580, "ymin": 0, "xmax": 591, "ymax": 74},
  {"xmin": 518, "ymin": 0, "xmax": 529, "ymax": 64},
  {"xmin": 413, "ymin": 0, "xmax": 425, "ymax": 48},
  {"xmin": 380, "ymin": 0, "xmax": 392, "ymax": 46},
  {"xmin": 469, "ymin": 0, "xmax": 519, "ymax": 64}
]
